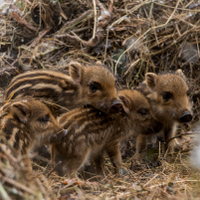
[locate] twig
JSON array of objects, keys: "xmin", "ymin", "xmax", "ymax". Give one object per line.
[
  {"xmin": 35, "ymin": 178, "xmax": 48, "ymax": 199},
  {"xmin": 29, "ymin": 27, "xmax": 51, "ymax": 48},
  {"xmin": 114, "ymin": 0, "xmax": 182, "ymax": 75},
  {"xmin": 114, "ymin": 28, "xmax": 150, "ymax": 75},
  {"xmin": 0, "ymin": 174, "xmax": 38, "ymax": 196},
  {"xmin": 11, "ymin": 5, "xmax": 37, "ymax": 33},
  {"xmin": 156, "ymin": 0, "xmax": 181, "ymax": 29},
  {"xmin": 61, "ymin": 0, "xmax": 113, "ymax": 48},
  {"xmin": 1, "ymin": 57, "xmax": 15, "ymax": 69},
  {"xmin": 46, "ymin": 161, "xmax": 62, "ymax": 178},
  {"xmin": 0, "ymin": 182, "xmax": 11, "ymax": 200},
  {"xmin": 166, "ymin": 132, "xmax": 197, "ymax": 143},
  {"xmin": 57, "ymin": 10, "xmax": 93, "ymax": 35},
  {"xmin": 104, "ymin": 15, "xmax": 128, "ymax": 60},
  {"xmin": 92, "ymin": 0, "xmax": 97, "ymax": 40},
  {"xmin": 129, "ymin": 60, "xmax": 144, "ymax": 87}
]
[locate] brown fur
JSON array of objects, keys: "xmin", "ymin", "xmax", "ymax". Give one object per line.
[
  {"xmin": 4, "ymin": 62, "xmax": 121, "ymax": 116},
  {"xmin": 51, "ymin": 89, "xmax": 161, "ymax": 177},
  {"xmin": 137, "ymin": 69, "xmax": 193, "ymax": 152},
  {"xmin": 0, "ymin": 98, "xmax": 65, "ymax": 173}
]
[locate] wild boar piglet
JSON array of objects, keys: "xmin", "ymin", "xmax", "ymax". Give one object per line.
[
  {"xmin": 138, "ymin": 69, "xmax": 193, "ymax": 152},
  {"xmin": 0, "ymin": 98, "xmax": 66, "ymax": 173},
  {"xmin": 4, "ymin": 62, "xmax": 122, "ymax": 116}
]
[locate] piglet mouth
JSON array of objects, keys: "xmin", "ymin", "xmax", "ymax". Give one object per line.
[
  {"xmin": 153, "ymin": 122, "xmax": 163, "ymax": 133},
  {"xmin": 84, "ymin": 100, "xmax": 124, "ymax": 114},
  {"xmin": 145, "ymin": 122, "xmax": 163, "ymax": 135}
]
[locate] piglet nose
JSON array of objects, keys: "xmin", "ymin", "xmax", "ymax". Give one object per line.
[
  {"xmin": 110, "ymin": 100, "xmax": 123, "ymax": 113},
  {"xmin": 180, "ymin": 111, "xmax": 193, "ymax": 123}
]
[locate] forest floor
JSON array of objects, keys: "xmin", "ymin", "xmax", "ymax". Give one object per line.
[{"xmin": 0, "ymin": 0, "xmax": 200, "ymax": 199}]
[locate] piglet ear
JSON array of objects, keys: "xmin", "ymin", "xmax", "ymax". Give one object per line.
[
  {"xmin": 145, "ymin": 73, "xmax": 158, "ymax": 91},
  {"xmin": 12, "ymin": 102, "xmax": 30, "ymax": 124},
  {"xmin": 175, "ymin": 69, "xmax": 186, "ymax": 80},
  {"xmin": 119, "ymin": 95, "xmax": 130, "ymax": 114},
  {"xmin": 69, "ymin": 61, "xmax": 82, "ymax": 83}
]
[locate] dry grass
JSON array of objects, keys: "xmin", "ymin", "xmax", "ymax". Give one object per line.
[{"xmin": 0, "ymin": 0, "xmax": 200, "ymax": 199}]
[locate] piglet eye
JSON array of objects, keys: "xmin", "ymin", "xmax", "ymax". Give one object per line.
[
  {"xmin": 39, "ymin": 114, "xmax": 50, "ymax": 123},
  {"xmin": 89, "ymin": 81, "xmax": 102, "ymax": 93},
  {"xmin": 162, "ymin": 92, "xmax": 173, "ymax": 101},
  {"xmin": 138, "ymin": 108, "xmax": 149, "ymax": 116}
]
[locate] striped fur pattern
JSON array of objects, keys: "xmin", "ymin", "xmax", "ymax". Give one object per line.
[
  {"xmin": 52, "ymin": 89, "xmax": 162, "ymax": 177},
  {"xmin": 52, "ymin": 106, "xmax": 116, "ymax": 177},
  {"xmin": 4, "ymin": 70, "xmax": 79, "ymax": 116},
  {"xmin": 4, "ymin": 62, "xmax": 121, "ymax": 116},
  {"xmin": 0, "ymin": 98, "xmax": 65, "ymax": 173}
]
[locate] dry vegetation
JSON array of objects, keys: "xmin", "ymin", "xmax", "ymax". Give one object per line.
[{"xmin": 0, "ymin": 0, "xmax": 200, "ymax": 199}]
